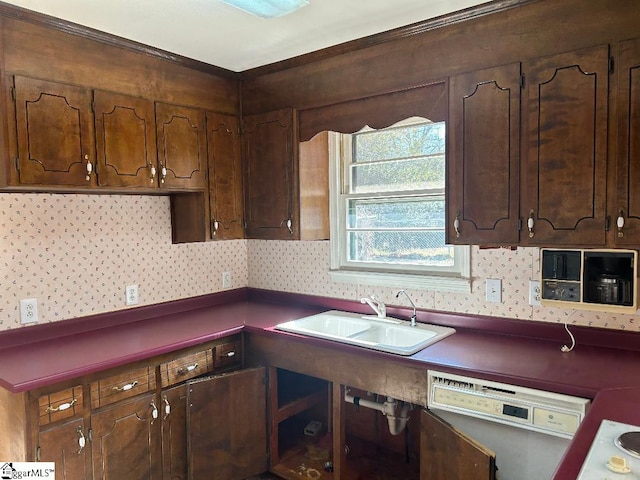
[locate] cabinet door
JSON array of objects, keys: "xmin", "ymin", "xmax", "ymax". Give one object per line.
[
  {"xmin": 522, "ymin": 45, "xmax": 609, "ymax": 245},
  {"xmin": 447, "ymin": 63, "xmax": 521, "ymax": 245},
  {"xmin": 94, "ymin": 91, "xmax": 157, "ymax": 188},
  {"xmin": 243, "ymin": 108, "xmax": 298, "ymax": 239},
  {"xmin": 187, "ymin": 367, "xmax": 267, "ymax": 479},
  {"xmin": 206, "ymin": 111, "xmax": 244, "ymax": 239},
  {"xmin": 155, "ymin": 102, "xmax": 207, "ymax": 190},
  {"xmin": 420, "ymin": 409, "xmax": 496, "ymax": 480},
  {"xmin": 161, "ymin": 385, "xmax": 188, "ymax": 480},
  {"xmin": 39, "ymin": 418, "xmax": 90, "ymax": 479},
  {"xmin": 11, "ymin": 75, "xmax": 95, "ymax": 186},
  {"xmin": 615, "ymin": 37, "xmax": 640, "ymax": 245},
  {"xmin": 91, "ymin": 393, "xmax": 162, "ymax": 480}
]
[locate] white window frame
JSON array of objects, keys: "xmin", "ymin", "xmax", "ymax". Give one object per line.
[{"xmin": 328, "ymin": 120, "xmax": 470, "ymax": 292}]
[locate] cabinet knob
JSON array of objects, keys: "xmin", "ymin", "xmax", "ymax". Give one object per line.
[
  {"xmin": 150, "ymin": 401, "xmax": 158, "ymax": 424},
  {"xmin": 163, "ymin": 395, "xmax": 171, "ymax": 419},
  {"xmin": 286, "ymin": 218, "xmax": 293, "ymax": 235},
  {"xmin": 77, "ymin": 426, "xmax": 86, "ymax": 454},
  {"xmin": 150, "ymin": 165, "xmax": 157, "ymax": 183},
  {"xmin": 84, "ymin": 154, "xmax": 92, "ymax": 181},
  {"xmin": 112, "ymin": 380, "xmax": 138, "ymax": 392},
  {"xmin": 161, "ymin": 166, "xmax": 167, "ymax": 184},
  {"xmin": 454, "ymin": 211, "xmax": 461, "ymax": 238},
  {"xmin": 212, "ymin": 219, "xmax": 219, "ymax": 235},
  {"xmin": 45, "ymin": 397, "xmax": 77, "ymax": 413},
  {"xmin": 617, "ymin": 210, "xmax": 625, "ymax": 238},
  {"xmin": 177, "ymin": 363, "xmax": 198, "ymax": 375},
  {"xmin": 527, "ymin": 211, "xmax": 535, "ymax": 238}
]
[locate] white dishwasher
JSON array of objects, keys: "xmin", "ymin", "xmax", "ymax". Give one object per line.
[{"xmin": 427, "ymin": 370, "xmax": 590, "ymax": 480}]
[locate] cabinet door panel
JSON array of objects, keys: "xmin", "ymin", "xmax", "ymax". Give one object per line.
[
  {"xmin": 91, "ymin": 393, "xmax": 161, "ymax": 480},
  {"xmin": 94, "ymin": 91, "xmax": 157, "ymax": 188},
  {"xmin": 243, "ymin": 108, "xmax": 298, "ymax": 239},
  {"xmin": 39, "ymin": 418, "xmax": 90, "ymax": 480},
  {"xmin": 616, "ymin": 37, "xmax": 640, "ymax": 245},
  {"xmin": 206, "ymin": 111, "xmax": 244, "ymax": 239},
  {"xmin": 13, "ymin": 75, "xmax": 95, "ymax": 186},
  {"xmin": 523, "ymin": 45, "xmax": 609, "ymax": 245},
  {"xmin": 187, "ymin": 367, "xmax": 267, "ymax": 480},
  {"xmin": 420, "ymin": 409, "xmax": 496, "ymax": 480},
  {"xmin": 448, "ymin": 63, "xmax": 521, "ymax": 245},
  {"xmin": 162, "ymin": 385, "xmax": 188, "ymax": 480},
  {"xmin": 156, "ymin": 103, "xmax": 207, "ymax": 190}
]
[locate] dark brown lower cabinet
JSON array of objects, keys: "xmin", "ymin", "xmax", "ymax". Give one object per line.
[
  {"xmin": 162, "ymin": 384, "xmax": 189, "ymax": 480},
  {"xmin": 420, "ymin": 409, "xmax": 496, "ymax": 480},
  {"xmin": 38, "ymin": 418, "xmax": 91, "ymax": 479},
  {"xmin": 90, "ymin": 393, "xmax": 162, "ymax": 480},
  {"xmin": 187, "ymin": 367, "xmax": 267, "ymax": 480}
]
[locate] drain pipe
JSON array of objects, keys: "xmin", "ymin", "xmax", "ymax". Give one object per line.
[{"xmin": 345, "ymin": 390, "xmax": 412, "ymax": 435}]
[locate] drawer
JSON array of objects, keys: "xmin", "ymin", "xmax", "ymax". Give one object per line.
[
  {"xmin": 213, "ymin": 337, "xmax": 241, "ymax": 370},
  {"xmin": 90, "ymin": 366, "xmax": 155, "ymax": 409},
  {"xmin": 38, "ymin": 385, "xmax": 84, "ymax": 426},
  {"xmin": 160, "ymin": 349, "xmax": 213, "ymax": 388}
]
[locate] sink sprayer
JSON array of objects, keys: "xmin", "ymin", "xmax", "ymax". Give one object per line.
[{"xmin": 345, "ymin": 389, "xmax": 413, "ymax": 435}]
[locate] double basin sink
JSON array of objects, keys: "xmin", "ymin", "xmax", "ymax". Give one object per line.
[{"xmin": 275, "ymin": 310, "xmax": 455, "ymax": 356}]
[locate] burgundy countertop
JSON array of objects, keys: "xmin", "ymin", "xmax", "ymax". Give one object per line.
[{"xmin": 0, "ymin": 289, "xmax": 638, "ymax": 478}]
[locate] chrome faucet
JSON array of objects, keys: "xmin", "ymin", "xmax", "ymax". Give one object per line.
[
  {"xmin": 360, "ymin": 294, "xmax": 386, "ymax": 318},
  {"xmin": 396, "ymin": 289, "xmax": 417, "ymax": 327}
]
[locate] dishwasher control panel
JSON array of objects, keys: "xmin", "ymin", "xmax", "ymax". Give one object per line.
[{"xmin": 428, "ymin": 370, "xmax": 590, "ymax": 439}]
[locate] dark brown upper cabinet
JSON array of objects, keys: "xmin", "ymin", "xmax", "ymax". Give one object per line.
[
  {"xmin": 615, "ymin": 37, "xmax": 640, "ymax": 246},
  {"xmin": 447, "ymin": 63, "xmax": 521, "ymax": 246},
  {"xmin": 521, "ymin": 45, "xmax": 609, "ymax": 246},
  {"xmin": 155, "ymin": 102, "xmax": 207, "ymax": 190},
  {"xmin": 94, "ymin": 90, "xmax": 158, "ymax": 188},
  {"xmin": 206, "ymin": 111, "xmax": 244, "ymax": 240},
  {"xmin": 10, "ymin": 75, "xmax": 96, "ymax": 187},
  {"xmin": 243, "ymin": 108, "xmax": 299, "ymax": 240}
]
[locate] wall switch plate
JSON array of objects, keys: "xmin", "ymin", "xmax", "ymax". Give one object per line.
[
  {"xmin": 125, "ymin": 284, "xmax": 139, "ymax": 306},
  {"xmin": 222, "ymin": 271, "xmax": 232, "ymax": 289},
  {"xmin": 20, "ymin": 298, "xmax": 38, "ymax": 324},
  {"xmin": 486, "ymin": 279, "xmax": 502, "ymax": 303},
  {"xmin": 529, "ymin": 280, "xmax": 541, "ymax": 306}
]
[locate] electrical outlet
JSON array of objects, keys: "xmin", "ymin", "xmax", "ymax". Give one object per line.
[
  {"xmin": 125, "ymin": 284, "xmax": 139, "ymax": 306},
  {"xmin": 529, "ymin": 280, "xmax": 541, "ymax": 306},
  {"xmin": 20, "ymin": 298, "xmax": 38, "ymax": 324},
  {"xmin": 486, "ymin": 279, "xmax": 502, "ymax": 303},
  {"xmin": 222, "ymin": 271, "xmax": 232, "ymax": 289}
]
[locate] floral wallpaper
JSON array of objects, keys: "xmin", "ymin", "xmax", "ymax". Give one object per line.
[
  {"xmin": 0, "ymin": 193, "xmax": 247, "ymax": 331},
  {"xmin": 1, "ymin": 193, "xmax": 637, "ymax": 332},
  {"xmin": 248, "ymin": 241, "xmax": 640, "ymax": 332}
]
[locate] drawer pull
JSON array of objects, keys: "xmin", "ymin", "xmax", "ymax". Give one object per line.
[
  {"xmin": 112, "ymin": 381, "xmax": 138, "ymax": 392},
  {"xmin": 177, "ymin": 363, "xmax": 198, "ymax": 375},
  {"xmin": 45, "ymin": 398, "xmax": 77, "ymax": 413},
  {"xmin": 77, "ymin": 426, "xmax": 86, "ymax": 454},
  {"xmin": 226, "ymin": 351, "xmax": 235, "ymax": 358}
]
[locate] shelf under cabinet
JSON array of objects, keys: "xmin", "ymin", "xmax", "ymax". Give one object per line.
[{"xmin": 276, "ymin": 389, "xmax": 327, "ymax": 423}]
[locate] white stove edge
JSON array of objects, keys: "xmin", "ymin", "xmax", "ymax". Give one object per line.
[{"xmin": 577, "ymin": 419, "xmax": 640, "ymax": 479}]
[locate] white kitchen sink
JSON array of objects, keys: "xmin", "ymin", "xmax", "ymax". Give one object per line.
[{"xmin": 275, "ymin": 310, "xmax": 455, "ymax": 355}]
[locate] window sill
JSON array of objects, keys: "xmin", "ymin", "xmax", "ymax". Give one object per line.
[{"xmin": 328, "ymin": 269, "xmax": 471, "ymax": 293}]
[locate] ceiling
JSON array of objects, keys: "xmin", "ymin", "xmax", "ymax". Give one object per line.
[{"xmin": 1, "ymin": 0, "xmax": 491, "ymax": 72}]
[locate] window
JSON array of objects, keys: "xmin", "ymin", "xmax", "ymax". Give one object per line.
[{"xmin": 329, "ymin": 118, "xmax": 470, "ymax": 291}]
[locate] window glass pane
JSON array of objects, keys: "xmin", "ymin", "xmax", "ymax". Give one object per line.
[
  {"xmin": 347, "ymin": 231, "xmax": 454, "ymax": 267},
  {"xmin": 347, "ymin": 198, "xmax": 445, "ymax": 229},
  {"xmin": 351, "ymin": 155, "xmax": 445, "ymax": 193},
  {"xmin": 353, "ymin": 122, "xmax": 445, "ymax": 162}
]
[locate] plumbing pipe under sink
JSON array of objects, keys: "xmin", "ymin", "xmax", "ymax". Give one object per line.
[{"xmin": 345, "ymin": 390, "xmax": 412, "ymax": 435}]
